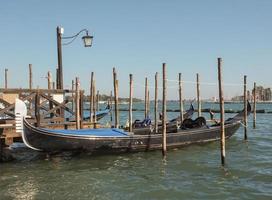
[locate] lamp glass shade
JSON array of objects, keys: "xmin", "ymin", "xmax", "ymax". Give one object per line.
[{"xmin": 82, "ymin": 35, "xmax": 93, "ymax": 47}]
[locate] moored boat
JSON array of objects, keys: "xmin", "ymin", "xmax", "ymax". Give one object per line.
[{"xmin": 15, "ymin": 99, "xmax": 251, "ymax": 154}]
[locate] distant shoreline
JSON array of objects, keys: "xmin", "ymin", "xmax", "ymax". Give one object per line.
[
  {"xmin": 95, "ymin": 100, "xmax": 272, "ymax": 104},
  {"xmin": 150, "ymin": 100, "xmax": 272, "ymax": 104},
  {"xmin": 203, "ymin": 101, "xmax": 272, "ymax": 104}
]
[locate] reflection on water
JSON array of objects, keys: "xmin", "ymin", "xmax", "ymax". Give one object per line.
[{"xmin": 1, "ymin": 102, "xmax": 272, "ymax": 199}]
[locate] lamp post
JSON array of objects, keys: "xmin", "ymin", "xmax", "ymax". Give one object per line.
[{"xmin": 56, "ymin": 26, "xmax": 93, "ymax": 89}]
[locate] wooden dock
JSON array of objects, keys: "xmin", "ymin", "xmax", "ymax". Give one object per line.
[{"xmin": 0, "ymin": 87, "xmax": 103, "ymax": 161}]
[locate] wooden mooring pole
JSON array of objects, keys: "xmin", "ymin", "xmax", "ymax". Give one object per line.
[
  {"xmin": 28, "ymin": 65, "xmax": 33, "ymax": 110},
  {"xmin": 110, "ymin": 91, "xmax": 113, "ymax": 124},
  {"xmin": 56, "ymin": 68, "xmax": 59, "ymax": 90},
  {"xmin": 90, "ymin": 72, "xmax": 94, "ymax": 124},
  {"xmin": 129, "ymin": 74, "xmax": 133, "ymax": 132},
  {"xmin": 115, "ymin": 80, "xmax": 119, "ymax": 128},
  {"xmin": 253, "ymin": 82, "xmax": 256, "ymax": 129},
  {"xmin": 48, "ymin": 71, "xmax": 54, "ymax": 118},
  {"xmin": 35, "ymin": 91, "xmax": 41, "ymax": 127},
  {"xmin": 145, "ymin": 77, "xmax": 148, "ymax": 118},
  {"xmin": 154, "ymin": 72, "xmax": 158, "ymax": 133},
  {"xmin": 244, "ymin": 75, "xmax": 248, "ymax": 140},
  {"xmin": 147, "ymin": 90, "xmax": 150, "ymax": 117},
  {"xmin": 80, "ymin": 90, "xmax": 84, "ymax": 129},
  {"xmin": 29, "ymin": 64, "xmax": 33, "ymax": 89},
  {"xmin": 162, "ymin": 63, "xmax": 167, "ymax": 156},
  {"xmin": 75, "ymin": 77, "xmax": 80, "ymax": 129},
  {"xmin": 93, "ymin": 80, "xmax": 97, "ymax": 127},
  {"xmin": 71, "ymin": 79, "xmax": 74, "ymax": 112},
  {"xmin": 0, "ymin": 138, "xmax": 4, "ymax": 162},
  {"xmin": 113, "ymin": 68, "xmax": 119, "ymax": 128},
  {"xmin": 96, "ymin": 90, "xmax": 100, "ymax": 111},
  {"xmin": 47, "ymin": 71, "xmax": 52, "ymax": 90},
  {"xmin": 179, "ymin": 73, "xmax": 184, "ymax": 122},
  {"xmin": 196, "ymin": 73, "xmax": 201, "ymax": 117},
  {"xmin": 4, "ymin": 68, "xmax": 8, "ymax": 89},
  {"xmin": 217, "ymin": 58, "xmax": 225, "ymax": 165}
]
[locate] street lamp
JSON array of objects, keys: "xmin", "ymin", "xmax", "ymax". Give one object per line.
[
  {"xmin": 56, "ymin": 26, "xmax": 93, "ymax": 89},
  {"xmin": 82, "ymin": 32, "xmax": 93, "ymax": 47}
]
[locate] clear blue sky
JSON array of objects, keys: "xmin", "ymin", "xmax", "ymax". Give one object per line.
[{"xmin": 0, "ymin": 0, "xmax": 271, "ymax": 100}]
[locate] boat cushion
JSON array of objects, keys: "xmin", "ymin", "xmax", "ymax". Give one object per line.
[{"xmin": 42, "ymin": 128, "xmax": 129, "ymax": 137}]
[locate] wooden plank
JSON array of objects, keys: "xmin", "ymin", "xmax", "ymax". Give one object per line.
[
  {"xmin": 0, "ymin": 93, "xmax": 36, "ymax": 116},
  {"xmin": 39, "ymin": 100, "xmax": 68, "ymax": 118},
  {"xmin": 0, "ymin": 98, "xmax": 11, "ymax": 107},
  {"xmin": 39, "ymin": 93, "xmax": 74, "ymax": 114}
]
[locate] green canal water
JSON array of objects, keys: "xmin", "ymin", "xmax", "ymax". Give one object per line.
[{"xmin": 0, "ymin": 102, "xmax": 272, "ymax": 199}]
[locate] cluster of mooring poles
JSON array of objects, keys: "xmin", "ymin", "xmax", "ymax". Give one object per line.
[
  {"xmin": 73, "ymin": 73, "xmax": 101, "ymax": 130},
  {"xmin": 106, "ymin": 59, "xmax": 253, "ymax": 164},
  {"xmin": 1, "ymin": 59, "xmax": 258, "ymax": 165}
]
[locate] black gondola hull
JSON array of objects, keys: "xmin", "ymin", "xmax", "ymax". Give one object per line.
[{"xmin": 23, "ymin": 119, "xmax": 241, "ymax": 153}]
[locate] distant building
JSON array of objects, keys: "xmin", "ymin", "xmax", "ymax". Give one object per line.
[
  {"xmin": 252, "ymin": 86, "xmax": 272, "ymax": 101},
  {"xmin": 255, "ymin": 86, "xmax": 264, "ymax": 101},
  {"xmin": 231, "ymin": 95, "xmax": 244, "ymax": 101},
  {"xmin": 231, "ymin": 85, "xmax": 272, "ymax": 102},
  {"xmin": 264, "ymin": 88, "xmax": 272, "ymax": 101},
  {"xmin": 231, "ymin": 90, "xmax": 251, "ymax": 102},
  {"xmin": 211, "ymin": 96, "xmax": 217, "ymax": 102}
]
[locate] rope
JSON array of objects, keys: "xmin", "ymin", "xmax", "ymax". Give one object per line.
[
  {"xmin": 134, "ymin": 80, "xmax": 244, "ymax": 88},
  {"xmin": 166, "ymin": 79, "xmax": 244, "ymax": 86},
  {"xmin": 134, "ymin": 83, "xmax": 181, "ymax": 89}
]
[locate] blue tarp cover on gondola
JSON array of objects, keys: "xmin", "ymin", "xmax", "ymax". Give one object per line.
[{"xmin": 42, "ymin": 128, "xmax": 129, "ymax": 137}]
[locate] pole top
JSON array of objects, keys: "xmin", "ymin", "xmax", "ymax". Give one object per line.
[{"xmin": 57, "ymin": 26, "xmax": 64, "ymax": 35}]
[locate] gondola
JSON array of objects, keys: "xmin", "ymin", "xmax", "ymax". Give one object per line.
[{"xmin": 15, "ymin": 99, "xmax": 251, "ymax": 153}]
